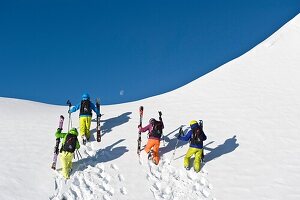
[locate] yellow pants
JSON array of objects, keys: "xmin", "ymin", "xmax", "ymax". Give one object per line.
[
  {"xmin": 79, "ymin": 116, "xmax": 92, "ymax": 139},
  {"xmin": 184, "ymin": 147, "xmax": 203, "ymax": 172},
  {"xmin": 60, "ymin": 151, "xmax": 74, "ymax": 179}
]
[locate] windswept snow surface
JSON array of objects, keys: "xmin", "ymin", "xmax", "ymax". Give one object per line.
[{"xmin": 1, "ymin": 14, "xmax": 300, "ymax": 200}]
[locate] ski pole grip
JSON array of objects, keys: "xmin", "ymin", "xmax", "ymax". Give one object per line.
[
  {"xmin": 66, "ymin": 100, "xmax": 72, "ymax": 113},
  {"xmin": 66, "ymin": 100, "xmax": 72, "ymax": 107}
]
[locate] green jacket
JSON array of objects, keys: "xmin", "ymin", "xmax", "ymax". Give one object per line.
[{"xmin": 55, "ymin": 128, "xmax": 80, "ymax": 151}]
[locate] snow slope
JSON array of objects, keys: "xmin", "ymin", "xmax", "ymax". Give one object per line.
[{"xmin": 0, "ymin": 13, "xmax": 300, "ymax": 200}]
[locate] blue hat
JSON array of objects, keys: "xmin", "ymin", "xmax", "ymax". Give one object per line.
[{"xmin": 82, "ymin": 93, "xmax": 90, "ymax": 100}]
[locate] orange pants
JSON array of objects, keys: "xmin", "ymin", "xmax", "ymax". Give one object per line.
[{"xmin": 144, "ymin": 139, "xmax": 160, "ymax": 165}]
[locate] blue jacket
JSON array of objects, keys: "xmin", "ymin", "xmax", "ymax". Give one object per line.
[
  {"xmin": 178, "ymin": 128, "xmax": 207, "ymax": 149},
  {"xmin": 70, "ymin": 101, "xmax": 100, "ymax": 117}
]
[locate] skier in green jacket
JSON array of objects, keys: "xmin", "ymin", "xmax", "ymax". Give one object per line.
[{"xmin": 55, "ymin": 127, "xmax": 80, "ymax": 179}]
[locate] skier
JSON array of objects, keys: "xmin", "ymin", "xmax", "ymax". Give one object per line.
[
  {"xmin": 55, "ymin": 127, "xmax": 80, "ymax": 179},
  {"xmin": 69, "ymin": 93, "xmax": 100, "ymax": 144},
  {"xmin": 177, "ymin": 120, "xmax": 207, "ymax": 172},
  {"xmin": 138, "ymin": 117, "xmax": 164, "ymax": 165}
]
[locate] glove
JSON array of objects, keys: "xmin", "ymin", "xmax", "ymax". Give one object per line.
[
  {"xmin": 68, "ymin": 110, "xmax": 71, "ymax": 114},
  {"xmin": 57, "ymin": 128, "xmax": 62, "ymax": 132},
  {"xmin": 138, "ymin": 125, "xmax": 141, "ymax": 128},
  {"xmin": 97, "ymin": 114, "xmax": 102, "ymax": 117},
  {"xmin": 158, "ymin": 111, "xmax": 162, "ymax": 116}
]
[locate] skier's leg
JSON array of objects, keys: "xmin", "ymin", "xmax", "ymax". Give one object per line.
[
  {"xmin": 144, "ymin": 139, "xmax": 155, "ymax": 154},
  {"xmin": 85, "ymin": 116, "xmax": 92, "ymax": 140},
  {"xmin": 152, "ymin": 140, "xmax": 160, "ymax": 165},
  {"xmin": 60, "ymin": 152, "xmax": 70, "ymax": 179},
  {"xmin": 184, "ymin": 147, "xmax": 196, "ymax": 169},
  {"xmin": 65, "ymin": 153, "xmax": 74, "ymax": 177},
  {"xmin": 194, "ymin": 149, "xmax": 203, "ymax": 173},
  {"xmin": 79, "ymin": 117, "xmax": 87, "ymax": 137}
]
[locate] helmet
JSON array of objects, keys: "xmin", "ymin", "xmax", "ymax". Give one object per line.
[
  {"xmin": 82, "ymin": 93, "xmax": 90, "ymax": 100},
  {"xmin": 69, "ymin": 127, "xmax": 78, "ymax": 136},
  {"xmin": 189, "ymin": 120, "xmax": 198, "ymax": 126},
  {"xmin": 189, "ymin": 120, "xmax": 199, "ymax": 129},
  {"xmin": 149, "ymin": 118, "xmax": 155, "ymax": 124}
]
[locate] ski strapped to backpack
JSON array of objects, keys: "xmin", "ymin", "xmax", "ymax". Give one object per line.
[
  {"xmin": 96, "ymin": 98, "xmax": 101, "ymax": 142},
  {"xmin": 199, "ymin": 120, "xmax": 205, "ymax": 162},
  {"xmin": 51, "ymin": 115, "xmax": 64, "ymax": 170},
  {"xmin": 159, "ymin": 111, "xmax": 165, "ymax": 146},
  {"xmin": 137, "ymin": 106, "xmax": 144, "ymax": 155}
]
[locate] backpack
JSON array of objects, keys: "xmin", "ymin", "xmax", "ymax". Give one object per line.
[
  {"xmin": 62, "ymin": 134, "xmax": 78, "ymax": 153},
  {"xmin": 190, "ymin": 121, "xmax": 206, "ymax": 145},
  {"xmin": 149, "ymin": 120, "xmax": 164, "ymax": 139},
  {"xmin": 80, "ymin": 100, "xmax": 92, "ymax": 115}
]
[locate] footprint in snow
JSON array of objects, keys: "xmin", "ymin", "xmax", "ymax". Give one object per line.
[
  {"xmin": 110, "ymin": 163, "xmax": 119, "ymax": 170},
  {"xmin": 145, "ymin": 156, "xmax": 214, "ymax": 200},
  {"xmin": 52, "ymin": 163, "xmax": 118, "ymax": 200},
  {"xmin": 118, "ymin": 174, "xmax": 125, "ymax": 182},
  {"xmin": 120, "ymin": 187, "xmax": 127, "ymax": 195}
]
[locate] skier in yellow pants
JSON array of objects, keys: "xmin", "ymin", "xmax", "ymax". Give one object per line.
[
  {"xmin": 177, "ymin": 120, "xmax": 207, "ymax": 172},
  {"xmin": 184, "ymin": 147, "xmax": 203, "ymax": 172},
  {"xmin": 69, "ymin": 93, "xmax": 100, "ymax": 144},
  {"xmin": 55, "ymin": 128, "xmax": 80, "ymax": 179}
]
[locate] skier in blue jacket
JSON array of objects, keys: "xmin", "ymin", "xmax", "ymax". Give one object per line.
[
  {"xmin": 69, "ymin": 93, "xmax": 100, "ymax": 144},
  {"xmin": 178, "ymin": 120, "xmax": 207, "ymax": 172}
]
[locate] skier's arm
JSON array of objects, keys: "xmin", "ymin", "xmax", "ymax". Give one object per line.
[
  {"xmin": 55, "ymin": 129, "xmax": 67, "ymax": 139},
  {"xmin": 69, "ymin": 103, "xmax": 80, "ymax": 113},
  {"xmin": 178, "ymin": 130, "xmax": 192, "ymax": 141},
  {"xmin": 140, "ymin": 124, "xmax": 151, "ymax": 133},
  {"xmin": 76, "ymin": 140, "xmax": 80, "ymax": 149},
  {"xmin": 90, "ymin": 102, "xmax": 100, "ymax": 116}
]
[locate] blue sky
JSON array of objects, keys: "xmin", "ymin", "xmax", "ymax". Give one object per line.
[{"xmin": 0, "ymin": 0, "xmax": 299, "ymax": 105}]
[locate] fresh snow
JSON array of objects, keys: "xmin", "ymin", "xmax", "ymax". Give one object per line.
[{"xmin": 1, "ymin": 13, "xmax": 300, "ymax": 200}]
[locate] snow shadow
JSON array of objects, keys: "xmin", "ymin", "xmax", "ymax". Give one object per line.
[
  {"xmin": 203, "ymin": 135, "xmax": 239, "ymax": 162},
  {"xmin": 90, "ymin": 112, "xmax": 132, "ymax": 137},
  {"xmin": 72, "ymin": 139, "xmax": 128, "ymax": 172},
  {"xmin": 160, "ymin": 125, "xmax": 188, "ymax": 155}
]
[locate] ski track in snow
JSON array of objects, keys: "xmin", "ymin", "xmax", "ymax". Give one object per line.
[
  {"xmin": 143, "ymin": 156, "xmax": 215, "ymax": 200},
  {"xmin": 50, "ymin": 143, "xmax": 128, "ymax": 200}
]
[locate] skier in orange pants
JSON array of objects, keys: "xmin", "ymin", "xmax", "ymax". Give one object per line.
[{"xmin": 139, "ymin": 117, "xmax": 164, "ymax": 165}]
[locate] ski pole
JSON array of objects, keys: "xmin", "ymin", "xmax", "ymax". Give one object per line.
[
  {"xmin": 66, "ymin": 100, "xmax": 72, "ymax": 132},
  {"xmin": 170, "ymin": 127, "xmax": 183, "ymax": 164},
  {"xmin": 74, "ymin": 150, "xmax": 79, "ymax": 161},
  {"xmin": 76, "ymin": 149, "xmax": 82, "ymax": 159}
]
